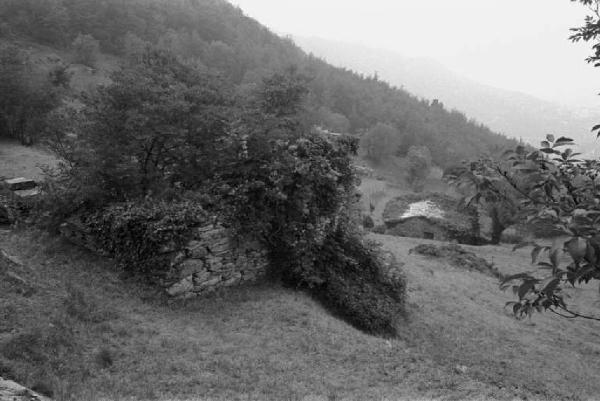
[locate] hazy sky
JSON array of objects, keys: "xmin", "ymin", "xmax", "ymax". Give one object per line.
[{"xmin": 232, "ymin": 0, "xmax": 600, "ymax": 109}]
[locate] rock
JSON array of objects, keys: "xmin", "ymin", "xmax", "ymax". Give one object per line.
[
  {"xmin": 0, "ymin": 376, "xmax": 52, "ymax": 401},
  {"xmin": 169, "ymin": 251, "xmax": 187, "ymax": 268},
  {"xmin": 4, "ymin": 177, "xmax": 37, "ymax": 191},
  {"xmin": 454, "ymin": 364, "xmax": 468, "ymax": 374},
  {"xmin": 208, "ymin": 241, "xmax": 231, "ymax": 255},
  {"xmin": 186, "ymin": 241, "xmax": 208, "ymax": 259},
  {"xmin": 194, "ymin": 276, "xmax": 222, "ymax": 290},
  {"xmin": 223, "ymin": 272, "xmax": 243, "ymax": 287},
  {"xmin": 178, "ymin": 258, "xmax": 205, "ymax": 278},
  {"xmin": 167, "ymin": 276, "xmax": 194, "ymax": 297},
  {"xmin": 191, "ymin": 270, "xmax": 212, "ymax": 284},
  {"xmin": 12, "ymin": 188, "xmax": 41, "ymax": 198},
  {"xmin": 205, "ymin": 256, "xmax": 224, "ymax": 271}
]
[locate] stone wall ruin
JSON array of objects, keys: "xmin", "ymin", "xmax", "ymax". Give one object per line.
[{"xmin": 59, "ymin": 219, "xmax": 269, "ymax": 299}]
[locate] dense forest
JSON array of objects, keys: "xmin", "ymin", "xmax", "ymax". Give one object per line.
[{"xmin": 0, "ymin": 0, "xmax": 519, "ymax": 168}]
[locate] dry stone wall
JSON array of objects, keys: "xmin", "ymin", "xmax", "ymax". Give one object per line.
[
  {"xmin": 164, "ymin": 224, "xmax": 269, "ymax": 298},
  {"xmin": 59, "ymin": 219, "xmax": 269, "ymax": 299}
]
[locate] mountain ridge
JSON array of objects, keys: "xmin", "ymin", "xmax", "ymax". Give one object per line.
[{"xmin": 295, "ymin": 36, "xmax": 600, "ymax": 155}]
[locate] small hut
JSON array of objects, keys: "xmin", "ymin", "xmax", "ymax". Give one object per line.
[{"xmin": 382, "ymin": 193, "xmax": 481, "ymax": 244}]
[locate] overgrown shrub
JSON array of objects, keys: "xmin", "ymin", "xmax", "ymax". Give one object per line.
[
  {"xmin": 221, "ymin": 129, "xmax": 406, "ymax": 335},
  {"xmin": 362, "ymin": 214, "xmax": 375, "ymax": 229},
  {"xmin": 85, "ymin": 200, "xmax": 207, "ymax": 280},
  {"xmin": 315, "ymin": 229, "xmax": 406, "ymax": 335}
]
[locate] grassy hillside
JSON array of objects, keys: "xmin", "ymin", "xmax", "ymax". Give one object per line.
[
  {"xmin": 2, "ymin": 228, "xmax": 600, "ymax": 400},
  {"xmin": 2, "ymin": 144, "xmax": 598, "ymax": 400}
]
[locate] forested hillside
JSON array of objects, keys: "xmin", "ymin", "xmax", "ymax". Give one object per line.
[
  {"xmin": 0, "ymin": 0, "xmax": 519, "ymax": 168},
  {"xmin": 296, "ymin": 36, "xmax": 600, "ymax": 157}
]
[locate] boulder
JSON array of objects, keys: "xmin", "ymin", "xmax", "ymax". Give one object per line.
[
  {"xmin": 0, "ymin": 376, "xmax": 52, "ymax": 401},
  {"xmin": 12, "ymin": 188, "xmax": 41, "ymax": 199},
  {"xmin": 4, "ymin": 177, "xmax": 37, "ymax": 191}
]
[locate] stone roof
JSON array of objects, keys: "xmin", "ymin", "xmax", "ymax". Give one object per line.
[
  {"xmin": 399, "ymin": 200, "xmax": 445, "ymax": 220},
  {"xmin": 383, "ymin": 192, "xmax": 476, "ymax": 231}
]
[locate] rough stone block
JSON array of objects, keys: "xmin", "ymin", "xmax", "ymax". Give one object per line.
[
  {"xmin": 167, "ymin": 276, "xmax": 194, "ymax": 297},
  {"xmin": 192, "ymin": 269, "xmax": 212, "ymax": 284},
  {"xmin": 186, "ymin": 240, "xmax": 208, "ymax": 259},
  {"xmin": 179, "ymin": 258, "xmax": 206, "ymax": 278},
  {"xmin": 223, "ymin": 273, "xmax": 242, "ymax": 287},
  {"xmin": 169, "ymin": 251, "xmax": 187, "ymax": 267},
  {"xmin": 194, "ymin": 276, "xmax": 222, "ymax": 290},
  {"xmin": 13, "ymin": 188, "xmax": 41, "ymax": 198},
  {"xmin": 208, "ymin": 242, "xmax": 231, "ymax": 255},
  {"xmin": 4, "ymin": 177, "xmax": 37, "ymax": 191}
]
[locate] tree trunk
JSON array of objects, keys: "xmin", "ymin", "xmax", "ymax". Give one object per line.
[{"xmin": 490, "ymin": 207, "xmax": 505, "ymax": 245}]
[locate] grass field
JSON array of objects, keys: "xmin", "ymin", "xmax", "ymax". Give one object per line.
[
  {"xmin": 2, "ymin": 228, "xmax": 600, "ymax": 401},
  {"xmin": 0, "ymin": 140, "xmax": 58, "ymax": 181},
  {"xmin": 3, "ymin": 142, "xmax": 600, "ymax": 400}
]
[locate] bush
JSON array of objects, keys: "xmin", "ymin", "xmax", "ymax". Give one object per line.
[
  {"xmin": 72, "ymin": 34, "xmax": 100, "ymax": 67},
  {"xmin": 362, "ymin": 214, "xmax": 375, "ymax": 229},
  {"xmin": 315, "ymin": 230, "xmax": 406, "ymax": 336},
  {"xmin": 84, "ymin": 200, "xmax": 207, "ymax": 280}
]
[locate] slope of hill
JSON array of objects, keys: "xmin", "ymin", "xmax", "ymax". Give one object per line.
[
  {"xmin": 3, "ymin": 225, "xmax": 600, "ymax": 400},
  {"xmin": 0, "ymin": 0, "xmax": 519, "ymax": 168},
  {"xmin": 296, "ymin": 36, "xmax": 600, "ymax": 156},
  {"xmin": 2, "ymin": 141, "xmax": 600, "ymax": 400}
]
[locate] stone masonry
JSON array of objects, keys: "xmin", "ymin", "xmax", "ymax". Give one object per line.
[
  {"xmin": 164, "ymin": 224, "xmax": 269, "ymax": 298},
  {"xmin": 59, "ymin": 219, "xmax": 270, "ymax": 299}
]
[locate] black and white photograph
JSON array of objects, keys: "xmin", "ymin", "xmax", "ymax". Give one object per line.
[{"xmin": 1, "ymin": 1, "xmax": 600, "ymax": 400}]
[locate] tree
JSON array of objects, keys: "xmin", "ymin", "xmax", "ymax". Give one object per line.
[
  {"xmin": 72, "ymin": 33, "xmax": 100, "ymax": 67},
  {"xmin": 360, "ymin": 123, "xmax": 400, "ymax": 163},
  {"xmin": 0, "ymin": 44, "xmax": 65, "ymax": 145},
  {"xmin": 406, "ymin": 145, "xmax": 432, "ymax": 192},
  {"xmin": 490, "ymin": 0, "xmax": 600, "ymax": 320},
  {"xmin": 58, "ymin": 48, "xmax": 232, "ymax": 202},
  {"xmin": 485, "ymin": 136, "xmax": 600, "ymax": 320},
  {"xmin": 446, "ymin": 156, "xmax": 523, "ymax": 244}
]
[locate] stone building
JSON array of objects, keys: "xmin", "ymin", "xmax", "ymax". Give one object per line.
[{"xmin": 382, "ymin": 193, "xmax": 481, "ymax": 245}]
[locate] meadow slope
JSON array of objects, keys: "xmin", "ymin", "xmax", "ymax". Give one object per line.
[{"xmin": 2, "ymin": 228, "xmax": 600, "ymax": 400}]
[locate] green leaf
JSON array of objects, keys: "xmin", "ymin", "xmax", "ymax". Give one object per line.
[
  {"xmin": 541, "ymin": 278, "xmax": 560, "ymax": 295},
  {"xmin": 518, "ymin": 281, "xmax": 535, "ymax": 300},
  {"xmin": 501, "ymin": 272, "xmax": 535, "ymax": 286}
]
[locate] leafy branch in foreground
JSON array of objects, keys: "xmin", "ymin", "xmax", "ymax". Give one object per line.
[{"xmin": 472, "ymin": 135, "xmax": 600, "ymax": 320}]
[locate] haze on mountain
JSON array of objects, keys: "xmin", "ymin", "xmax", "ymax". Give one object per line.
[
  {"xmin": 295, "ymin": 36, "xmax": 600, "ymax": 155},
  {"xmin": 233, "ymin": 0, "xmax": 600, "ymax": 153}
]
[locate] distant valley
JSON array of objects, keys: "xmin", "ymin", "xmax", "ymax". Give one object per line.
[{"xmin": 295, "ymin": 36, "xmax": 600, "ymax": 156}]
